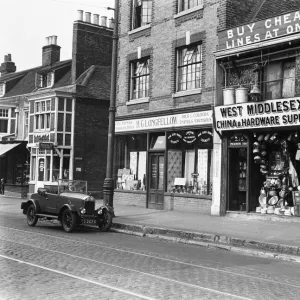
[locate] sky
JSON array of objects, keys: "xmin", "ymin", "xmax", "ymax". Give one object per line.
[{"xmin": 0, "ymin": 0, "xmax": 114, "ymax": 72}]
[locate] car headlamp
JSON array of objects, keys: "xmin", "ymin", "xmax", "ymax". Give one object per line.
[{"xmin": 80, "ymin": 208, "xmax": 86, "ymax": 214}]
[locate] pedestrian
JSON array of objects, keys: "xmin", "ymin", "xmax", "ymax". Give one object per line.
[{"xmin": 0, "ymin": 178, "xmax": 4, "ymax": 195}]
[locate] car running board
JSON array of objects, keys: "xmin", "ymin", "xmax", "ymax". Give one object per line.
[{"xmin": 36, "ymin": 214, "xmax": 58, "ymax": 219}]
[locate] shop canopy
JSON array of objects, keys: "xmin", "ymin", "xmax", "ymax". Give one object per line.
[{"xmin": 0, "ymin": 143, "xmax": 20, "ymax": 156}]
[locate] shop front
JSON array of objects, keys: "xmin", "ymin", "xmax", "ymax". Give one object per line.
[
  {"xmin": 114, "ymin": 109, "xmax": 213, "ymax": 213},
  {"xmin": 215, "ymin": 98, "xmax": 300, "ymax": 217}
]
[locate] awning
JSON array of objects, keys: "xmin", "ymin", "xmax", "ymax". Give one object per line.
[{"xmin": 0, "ymin": 143, "xmax": 21, "ymax": 156}]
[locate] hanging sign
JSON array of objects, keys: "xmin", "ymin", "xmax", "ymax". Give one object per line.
[
  {"xmin": 218, "ymin": 10, "xmax": 300, "ymax": 51},
  {"xmin": 229, "ymin": 134, "xmax": 248, "ymax": 147},
  {"xmin": 167, "ymin": 133, "xmax": 182, "ymax": 144},
  {"xmin": 115, "ymin": 110, "xmax": 212, "ymax": 133},
  {"xmin": 183, "ymin": 131, "xmax": 196, "ymax": 144},
  {"xmin": 215, "ymin": 97, "xmax": 300, "ymax": 131}
]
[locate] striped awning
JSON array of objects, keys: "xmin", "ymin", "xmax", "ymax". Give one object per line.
[{"xmin": 0, "ymin": 143, "xmax": 20, "ymax": 156}]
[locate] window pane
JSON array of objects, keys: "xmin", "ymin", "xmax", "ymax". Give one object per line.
[
  {"xmin": 0, "ymin": 120, "xmax": 8, "ymax": 133},
  {"xmin": 52, "ymin": 156, "xmax": 60, "ymax": 181},
  {"xmin": 46, "ymin": 113, "xmax": 50, "ymax": 129},
  {"xmin": 131, "ymin": 58, "xmax": 150, "ymax": 100},
  {"xmin": 45, "ymin": 156, "xmax": 51, "ymax": 181},
  {"xmin": 35, "ymin": 115, "xmax": 39, "ymax": 130},
  {"xmin": 40, "ymin": 114, "xmax": 45, "ymax": 129},
  {"xmin": 57, "ymin": 113, "xmax": 64, "ymax": 131},
  {"xmin": 31, "ymin": 156, "xmax": 36, "ymax": 181}
]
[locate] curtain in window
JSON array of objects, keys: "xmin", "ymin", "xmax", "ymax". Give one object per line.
[{"xmin": 184, "ymin": 150, "xmax": 195, "ymax": 186}]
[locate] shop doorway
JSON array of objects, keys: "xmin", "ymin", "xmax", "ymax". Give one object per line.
[{"xmin": 148, "ymin": 153, "xmax": 164, "ymax": 210}]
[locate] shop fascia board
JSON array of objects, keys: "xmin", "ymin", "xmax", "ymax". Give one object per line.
[{"xmin": 214, "ymin": 32, "xmax": 300, "ymax": 59}]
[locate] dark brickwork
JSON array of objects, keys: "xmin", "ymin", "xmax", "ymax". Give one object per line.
[
  {"xmin": 117, "ymin": 0, "xmax": 219, "ymax": 117},
  {"xmin": 71, "ymin": 21, "xmax": 113, "ymax": 83},
  {"xmin": 73, "ymin": 98, "xmax": 109, "ymax": 194},
  {"xmin": 42, "ymin": 45, "xmax": 61, "ymax": 66}
]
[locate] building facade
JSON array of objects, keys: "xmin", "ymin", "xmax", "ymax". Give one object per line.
[
  {"xmin": 113, "ymin": 0, "xmax": 221, "ymax": 213},
  {"xmin": 213, "ymin": 0, "xmax": 300, "ymax": 218},
  {"xmin": 0, "ymin": 11, "xmax": 113, "ymax": 198}
]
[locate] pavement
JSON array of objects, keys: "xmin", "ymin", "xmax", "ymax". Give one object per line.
[{"xmin": 1, "ymin": 195, "xmax": 300, "ymax": 263}]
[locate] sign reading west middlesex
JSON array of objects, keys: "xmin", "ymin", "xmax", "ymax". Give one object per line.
[
  {"xmin": 115, "ymin": 111, "xmax": 212, "ymax": 133},
  {"xmin": 215, "ymin": 98, "xmax": 300, "ymax": 131},
  {"xmin": 218, "ymin": 10, "xmax": 300, "ymax": 51}
]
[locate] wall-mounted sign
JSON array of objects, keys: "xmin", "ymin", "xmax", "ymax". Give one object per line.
[
  {"xmin": 34, "ymin": 133, "xmax": 50, "ymax": 143},
  {"xmin": 229, "ymin": 134, "xmax": 248, "ymax": 147},
  {"xmin": 39, "ymin": 142, "xmax": 54, "ymax": 150},
  {"xmin": 115, "ymin": 110, "xmax": 212, "ymax": 133},
  {"xmin": 167, "ymin": 132, "xmax": 182, "ymax": 144},
  {"xmin": 76, "ymin": 167, "xmax": 82, "ymax": 172},
  {"xmin": 218, "ymin": 10, "xmax": 300, "ymax": 51},
  {"xmin": 214, "ymin": 97, "xmax": 300, "ymax": 131},
  {"xmin": 183, "ymin": 131, "xmax": 196, "ymax": 144},
  {"xmin": 198, "ymin": 130, "xmax": 213, "ymax": 143},
  {"xmin": 38, "ymin": 158, "xmax": 44, "ymax": 181}
]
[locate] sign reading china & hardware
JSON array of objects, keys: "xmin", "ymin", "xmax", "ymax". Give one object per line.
[
  {"xmin": 115, "ymin": 111, "xmax": 212, "ymax": 133},
  {"xmin": 214, "ymin": 98, "xmax": 300, "ymax": 131},
  {"xmin": 218, "ymin": 10, "xmax": 300, "ymax": 51}
]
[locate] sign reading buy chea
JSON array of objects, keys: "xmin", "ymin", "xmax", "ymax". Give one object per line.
[
  {"xmin": 218, "ymin": 10, "xmax": 300, "ymax": 51},
  {"xmin": 214, "ymin": 98, "xmax": 300, "ymax": 131}
]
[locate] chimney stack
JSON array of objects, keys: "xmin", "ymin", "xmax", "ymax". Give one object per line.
[
  {"xmin": 77, "ymin": 10, "xmax": 83, "ymax": 21},
  {"xmin": 0, "ymin": 54, "xmax": 16, "ymax": 76},
  {"xmin": 42, "ymin": 35, "xmax": 61, "ymax": 66}
]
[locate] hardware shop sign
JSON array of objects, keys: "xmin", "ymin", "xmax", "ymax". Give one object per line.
[
  {"xmin": 115, "ymin": 111, "xmax": 212, "ymax": 133},
  {"xmin": 218, "ymin": 10, "xmax": 300, "ymax": 51},
  {"xmin": 214, "ymin": 98, "xmax": 300, "ymax": 131}
]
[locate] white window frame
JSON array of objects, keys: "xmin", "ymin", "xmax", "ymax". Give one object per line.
[
  {"xmin": 0, "ymin": 83, "xmax": 5, "ymax": 97},
  {"xmin": 175, "ymin": 0, "xmax": 203, "ymax": 18},
  {"xmin": 0, "ymin": 107, "xmax": 14, "ymax": 135},
  {"xmin": 34, "ymin": 100, "xmax": 51, "ymax": 131},
  {"xmin": 132, "ymin": 0, "xmax": 152, "ymax": 30},
  {"xmin": 176, "ymin": 43, "xmax": 202, "ymax": 92},
  {"xmin": 35, "ymin": 72, "xmax": 54, "ymax": 89},
  {"xmin": 130, "ymin": 57, "xmax": 150, "ymax": 101}
]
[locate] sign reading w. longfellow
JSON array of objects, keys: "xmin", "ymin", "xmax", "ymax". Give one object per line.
[
  {"xmin": 115, "ymin": 111, "xmax": 212, "ymax": 133},
  {"xmin": 218, "ymin": 10, "xmax": 300, "ymax": 51},
  {"xmin": 214, "ymin": 98, "xmax": 300, "ymax": 131}
]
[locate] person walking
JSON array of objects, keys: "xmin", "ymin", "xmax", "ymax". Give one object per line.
[{"xmin": 0, "ymin": 178, "xmax": 4, "ymax": 195}]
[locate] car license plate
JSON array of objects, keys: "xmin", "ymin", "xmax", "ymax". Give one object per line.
[{"xmin": 82, "ymin": 218, "xmax": 97, "ymax": 225}]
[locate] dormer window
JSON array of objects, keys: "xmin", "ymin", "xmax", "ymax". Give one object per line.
[
  {"xmin": 36, "ymin": 72, "xmax": 54, "ymax": 88},
  {"xmin": 0, "ymin": 83, "xmax": 5, "ymax": 97}
]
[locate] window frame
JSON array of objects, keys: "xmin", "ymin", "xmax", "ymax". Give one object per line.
[
  {"xmin": 34, "ymin": 100, "xmax": 51, "ymax": 131},
  {"xmin": 132, "ymin": 0, "xmax": 153, "ymax": 30},
  {"xmin": 130, "ymin": 57, "xmax": 150, "ymax": 101},
  {"xmin": 36, "ymin": 72, "xmax": 54, "ymax": 89},
  {"xmin": 0, "ymin": 83, "xmax": 5, "ymax": 97},
  {"xmin": 177, "ymin": 0, "xmax": 204, "ymax": 14},
  {"xmin": 176, "ymin": 43, "xmax": 202, "ymax": 92}
]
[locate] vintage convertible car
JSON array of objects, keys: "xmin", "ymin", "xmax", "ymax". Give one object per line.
[{"xmin": 21, "ymin": 180, "xmax": 114, "ymax": 233}]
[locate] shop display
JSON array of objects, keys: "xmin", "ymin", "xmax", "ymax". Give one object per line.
[{"xmin": 253, "ymin": 131, "xmax": 300, "ymax": 217}]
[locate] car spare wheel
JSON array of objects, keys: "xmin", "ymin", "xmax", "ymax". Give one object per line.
[
  {"xmin": 27, "ymin": 204, "xmax": 38, "ymax": 227},
  {"xmin": 62, "ymin": 209, "xmax": 76, "ymax": 233},
  {"xmin": 99, "ymin": 210, "xmax": 112, "ymax": 232}
]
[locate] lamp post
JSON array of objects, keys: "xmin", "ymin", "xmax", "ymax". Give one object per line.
[{"xmin": 103, "ymin": 0, "xmax": 119, "ymax": 208}]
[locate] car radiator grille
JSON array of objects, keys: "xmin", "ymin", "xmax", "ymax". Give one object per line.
[{"xmin": 84, "ymin": 201, "xmax": 95, "ymax": 215}]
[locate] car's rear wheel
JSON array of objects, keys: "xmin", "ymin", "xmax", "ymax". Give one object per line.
[
  {"xmin": 62, "ymin": 209, "xmax": 76, "ymax": 233},
  {"xmin": 99, "ymin": 210, "xmax": 112, "ymax": 232},
  {"xmin": 27, "ymin": 204, "xmax": 38, "ymax": 227}
]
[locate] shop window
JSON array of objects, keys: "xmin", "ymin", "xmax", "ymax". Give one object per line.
[
  {"xmin": 167, "ymin": 130, "xmax": 213, "ymax": 195},
  {"xmin": 178, "ymin": 0, "xmax": 203, "ymax": 12},
  {"xmin": 130, "ymin": 58, "xmax": 150, "ymax": 100},
  {"xmin": 45, "ymin": 156, "xmax": 51, "ymax": 181},
  {"xmin": 150, "ymin": 133, "xmax": 166, "ymax": 150},
  {"xmin": 63, "ymin": 157, "xmax": 70, "ymax": 179},
  {"xmin": 31, "ymin": 156, "xmax": 36, "ymax": 181},
  {"xmin": 177, "ymin": 44, "xmax": 202, "ymax": 92},
  {"xmin": 52, "ymin": 156, "xmax": 60, "ymax": 181},
  {"xmin": 263, "ymin": 59, "xmax": 295, "ymax": 100},
  {"xmin": 132, "ymin": 0, "xmax": 152, "ymax": 30},
  {"xmin": 115, "ymin": 134, "xmax": 147, "ymax": 191}
]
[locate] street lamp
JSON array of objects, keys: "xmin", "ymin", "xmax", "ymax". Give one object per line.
[{"xmin": 103, "ymin": 0, "xmax": 119, "ymax": 208}]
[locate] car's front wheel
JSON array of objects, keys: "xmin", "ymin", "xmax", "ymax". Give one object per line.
[
  {"xmin": 27, "ymin": 204, "xmax": 38, "ymax": 227},
  {"xmin": 62, "ymin": 209, "xmax": 76, "ymax": 233},
  {"xmin": 99, "ymin": 210, "xmax": 112, "ymax": 232}
]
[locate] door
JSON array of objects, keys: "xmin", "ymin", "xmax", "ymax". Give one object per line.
[{"xmin": 148, "ymin": 153, "xmax": 164, "ymax": 210}]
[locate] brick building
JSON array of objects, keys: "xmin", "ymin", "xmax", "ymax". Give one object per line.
[
  {"xmin": 213, "ymin": 0, "xmax": 300, "ymax": 217},
  {"xmin": 113, "ymin": 0, "xmax": 220, "ymax": 212},
  {"xmin": 0, "ymin": 11, "xmax": 113, "ymax": 197}
]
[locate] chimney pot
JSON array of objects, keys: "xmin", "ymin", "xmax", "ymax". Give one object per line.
[
  {"xmin": 109, "ymin": 18, "xmax": 114, "ymax": 29},
  {"xmin": 93, "ymin": 14, "xmax": 99, "ymax": 25},
  {"xmin": 101, "ymin": 16, "xmax": 107, "ymax": 27},
  {"xmin": 85, "ymin": 12, "xmax": 91, "ymax": 23},
  {"xmin": 7, "ymin": 54, "xmax": 11, "ymax": 62},
  {"xmin": 52, "ymin": 35, "xmax": 57, "ymax": 45},
  {"xmin": 77, "ymin": 10, "xmax": 83, "ymax": 21},
  {"xmin": 4, "ymin": 55, "xmax": 8, "ymax": 62}
]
